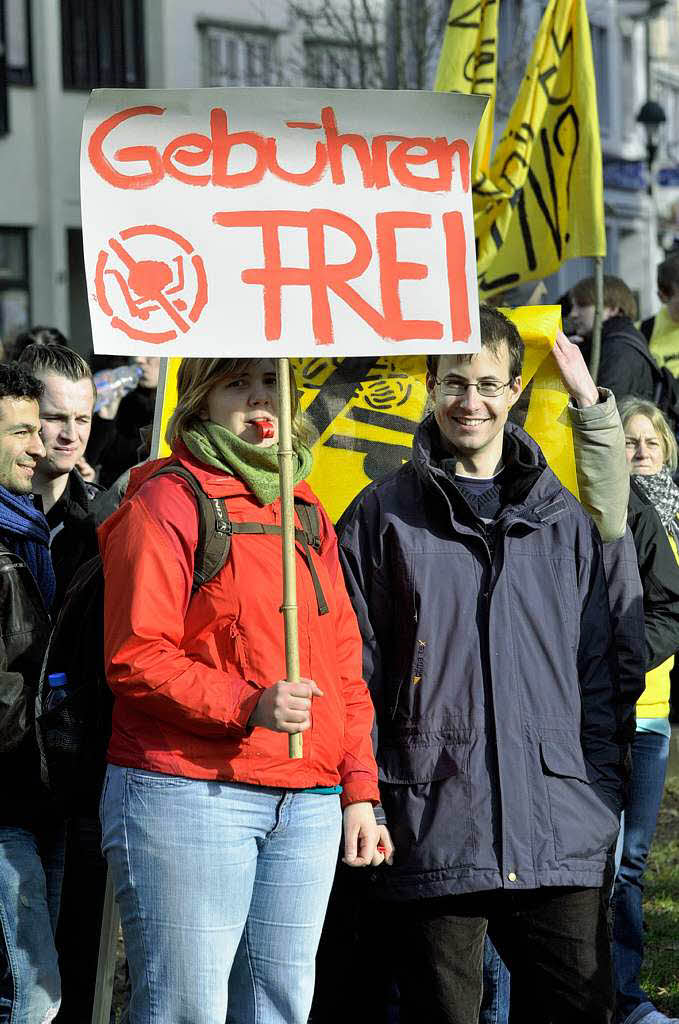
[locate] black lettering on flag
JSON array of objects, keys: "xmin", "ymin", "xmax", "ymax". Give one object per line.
[
  {"xmin": 526, "ymin": 128, "xmax": 562, "ymax": 260},
  {"xmin": 303, "ymin": 358, "xmax": 379, "ymax": 436},
  {"xmin": 447, "ymin": 0, "xmax": 497, "ymax": 30},
  {"xmin": 553, "ymin": 104, "xmax": 580, "ymax": 218},
  {"xmin": 323, "ymin": 434, "xmax": 413, "ymax": 482}
]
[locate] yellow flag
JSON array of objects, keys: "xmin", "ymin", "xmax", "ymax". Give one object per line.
[
  {"xmin": 474, "ymin": 0, "xmax": 606, "ymax": 298},
  {"xmin": 434, "ymin": 0, "xmax": 498, "ymax": 179},
  {"xmin": 156, "ymin": 308, "xmax": 576, "ymax": 521}
]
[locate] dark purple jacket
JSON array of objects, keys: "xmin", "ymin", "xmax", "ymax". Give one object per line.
[{"xmin": 338, "ymin": 416, "xmax": 623, "ymax": 901}]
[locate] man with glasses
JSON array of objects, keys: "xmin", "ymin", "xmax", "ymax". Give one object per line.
[{"xmin": 337, "ymin": 305, "xmax": 622, "ymax": 1023}]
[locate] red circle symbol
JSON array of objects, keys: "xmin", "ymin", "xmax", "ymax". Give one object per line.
[{"xmin": 95, "ymin": 224, "xmax": 208, "ymax": 344}]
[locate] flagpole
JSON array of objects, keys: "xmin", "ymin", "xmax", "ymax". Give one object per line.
[
  {"xmin": 277, "ymin": 358, "xmax": 303, "ymax": 759},
  {"xmin": 589, "ymin": 256, "xmax": 604, "ymax": 383}
]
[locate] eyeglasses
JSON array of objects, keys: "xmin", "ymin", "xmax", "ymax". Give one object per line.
[{"xmin": 433, "ymin": 377, "xmax": 514, "ymax": 397}]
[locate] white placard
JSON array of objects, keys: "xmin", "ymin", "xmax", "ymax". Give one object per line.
[{"xmin": 81, "ymin": 87, "xmax": 485, "ymax": 357}]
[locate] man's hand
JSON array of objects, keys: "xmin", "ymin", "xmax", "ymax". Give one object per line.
[
  {"xmin": 342, "ymin": 803, "xmax": 394, "ymax": 867},
  {"xmin": 248, "ymin": 678, "xmax": 322, "ymax": 733},
  {"xmin": 552, "ymin": 329, "xmax": 599, "ymax": 408}
]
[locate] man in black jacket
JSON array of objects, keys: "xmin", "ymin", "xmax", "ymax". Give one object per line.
[
  {"xmin": 17, "ymin": 344, "xmax": 101, "ymax": 604},
  {"xmin": 16, "ymin": 344, "xmax": 106, "ymax": 1023},
  {"xmin": 570, "ymin": 275, "xmax": 657, "ymax": 405},
  {"xmin": 0, "ymin": 363, "xmax": 62, "ymax": 1023}
]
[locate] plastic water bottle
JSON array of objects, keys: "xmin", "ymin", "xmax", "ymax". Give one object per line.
[
  {"xmin": 93, "ymin": 365, "xmax": 143, "ymax": 412},
  {"xmin": 45, "ymin": 672, "xmax": 69, "ymax": 712}
]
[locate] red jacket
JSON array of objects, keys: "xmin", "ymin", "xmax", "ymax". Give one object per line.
[{"xmin": 98, "ymin": 445, "xmax": 379, "ymax": 808}]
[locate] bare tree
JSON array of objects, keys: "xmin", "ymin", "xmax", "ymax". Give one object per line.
[{"xmin": 286, "ymin": 0, "xmax": 448, "ymax": 90}]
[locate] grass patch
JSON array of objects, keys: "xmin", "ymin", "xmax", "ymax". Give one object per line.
[{"xmin": 640, "ymin": 773, "xmax": 679, "ymax": 1016}]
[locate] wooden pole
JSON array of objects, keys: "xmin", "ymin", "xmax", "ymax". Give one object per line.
[
  {"xmin": 90, "ymin": 868, "xmax": 120, "ymax": 1024},
  {"xmin": 277, "ymin": 357, "xmax": 303, "ymax": 759},
  {"xmin": 589, "ymin": 256, "xmax": 604, "ymax": 384}
]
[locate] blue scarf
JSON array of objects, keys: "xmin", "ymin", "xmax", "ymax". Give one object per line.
[{"xmin": 0, "ymin": 486, "xmax": 56, "ymax": 609}]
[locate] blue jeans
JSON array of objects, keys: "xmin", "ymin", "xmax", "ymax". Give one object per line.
[
  {"xmin": 481, "ymin": 936, "xmax": 510, "ymax": 1024},
  {"xmin": 0, "ymin": 825, "xmax": 64, "ymax": 1024},
  {"xmin": 101, "ymin": 765, "xmax": 342, "ymax": 1024},
  {"xmin": 613, "ymin": 729, "xmax": 670, "ymax": 1024}
]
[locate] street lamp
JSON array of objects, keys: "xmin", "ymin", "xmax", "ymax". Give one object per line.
[{"xmin": 637, "ymin": 99, "xmax": 667, "ymax": 174}]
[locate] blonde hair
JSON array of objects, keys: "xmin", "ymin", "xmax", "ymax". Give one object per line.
[
  {"xmin": 165, "ymin": 358, "xmax": 314, "ymax": 449},
  {"xmin": 619, "ymin": 397, "xmax": 678, "ymax": 472}
]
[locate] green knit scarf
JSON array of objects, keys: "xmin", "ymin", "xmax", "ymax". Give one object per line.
[{"xmin": 181, "ymin": 420, "xmax": 313, "ymax": 506}]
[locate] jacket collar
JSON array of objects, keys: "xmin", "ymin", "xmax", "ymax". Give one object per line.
[
  {"xmin": 124, "ymin": 441, "xmax": 318, "ymax": 506},
  {"xmin": 412, "ymin": 414, "xmax": 568, "ymax": 529}
]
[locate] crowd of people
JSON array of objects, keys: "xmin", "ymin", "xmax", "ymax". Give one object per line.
[{"xmin": 0, "ymin": 252, "xmax": 678, "ymax": 1024}]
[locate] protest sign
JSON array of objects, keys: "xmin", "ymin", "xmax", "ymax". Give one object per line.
[
  {"xmin": 81, "ymin": 87, "xmax": 485, "ymax": 358},
  {"xmin": 154, "ymin": 306, "xmax": 576, "ymax": 522}
]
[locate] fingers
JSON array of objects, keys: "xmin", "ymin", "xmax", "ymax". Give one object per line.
[
  {"xmin": 290, "ymin": 678, "xmax": 324, "ymax": 699},
  {"xmin": 552, "ymin": 329, "xmax": 572, "ymax": 363},
  {"xmin": 376, "ymin": 825, "xmax": 395, "ymax": 866},
  {"xmin": 345, "ymin": 825, "xmax": 380, "ymax": 867},
  {"xmin": 257, "ymin": 679, "xmax": 324, "ymax": 734},
  {"xmin": 342, "ymin": 817, "xmax": 359, "ymax": 865},
  {"xmin": 342, "ymin": 822, "xmax": 378, "ymax": 867},
  {"xmin": 342, "ymin": 803, "xmax": 387, "ymax": 869},
  {"xmin": 553, "ymin": 328, "xmax": 567, "ymax": 350}
]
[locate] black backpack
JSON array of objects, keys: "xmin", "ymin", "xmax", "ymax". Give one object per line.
[{"xmin": 35, "ymin": 463, "xmax": 325, "ymax": 816}]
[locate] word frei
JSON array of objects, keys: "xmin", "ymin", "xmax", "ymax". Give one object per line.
[{"xmin": 85, "ymin": 102, "xmax": 476, "ymax": 348}]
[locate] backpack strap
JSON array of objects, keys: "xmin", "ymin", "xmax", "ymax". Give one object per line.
[
  {"xmin": 293, "ymin": 500, "xmax": 328, "ymax": 615},
  {"xmin": 144, "ymin": 464, "xmax": 329, "ymax": 613},
  {"xmin": 229, "ymin": 518, "xmax": 329, "ymax": 616},
  {"xmin": 295, "ymin": 501, "xmax": 322, "ymax": 552},
  {"xmin": 145, "ymin": 464, "xmax": 231, "ymax": 590}
]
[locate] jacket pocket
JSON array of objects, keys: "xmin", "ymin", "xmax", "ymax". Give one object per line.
[
  {"xmin": 548, "ymin": 560, "xmax": 578, "ymax": 651},
  {"xmin": 540, "ymin": 739, "xmax": 620, "ymax": 862},
  {"xmin": 377, "ymin": 740, "xmax": 477, "ymax": 871}
]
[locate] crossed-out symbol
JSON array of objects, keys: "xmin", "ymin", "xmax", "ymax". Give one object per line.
[{"xmin": 95, "ymin": 224, "xmax": 208, "ymax": 343}]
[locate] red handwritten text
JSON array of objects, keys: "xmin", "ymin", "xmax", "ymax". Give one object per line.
[
  {"xmin": 88, "ymin": 106, "xmax": 470, "ymax": 194},
  {"xmin": 212, "ymin": 208, "xmax": 470, "ymax": 345}
]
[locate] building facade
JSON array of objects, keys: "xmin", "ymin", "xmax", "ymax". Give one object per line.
[{"xmin": 0, "ymin": 0, "xmax": 674, "ymax": 353}]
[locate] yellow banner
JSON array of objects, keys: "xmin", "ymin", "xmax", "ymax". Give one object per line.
[
  {"xmin": 474, "ymin": 0, "xmax": 606, "ymax": 298},
  {"xmin": 434, "ymin": 0, "xmax": 498, "ymax": 179},
  {"xmin": 156, "ymin": 308, "xmax": 576, "ymax": 522}
]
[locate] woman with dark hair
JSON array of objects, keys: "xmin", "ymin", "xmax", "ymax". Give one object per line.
[{"xmin": 98, "ymin": 357, "xmax": 390, "ymax": 1024}]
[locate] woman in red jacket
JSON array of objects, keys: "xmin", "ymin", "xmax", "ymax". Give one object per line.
[{"xmin": 98, "ymin": 357, "xmax": 389, "ymax": 1024}]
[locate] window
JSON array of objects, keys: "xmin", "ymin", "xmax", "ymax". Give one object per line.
[
  {"xmin": 61, "ymin": 0, "xmax": 145, "ymax": 90},
  {"xmin": 201, "ymin": 24, "xmax": 279, "ymax": 87},
  {"xmin": 0, "ymin": 228, "xmax": 30, "ymax": 351},
  {"xmin": 496, "ymin": 0, "xmax": 530, "ymax": 116},
  {"xmin": 0, "ymin": 2, "xmax": 7, "ymax": 136},
  {"xmin": 590, "ymin": 25, "xmax": 610, "ymax": 137},
  {"xmin": 497, "ymin": 0, "xmax": 523, "ymax": 77},
  {"xmin": 667, "ymin": 85, "xmax": 679, "ymax": 154},
  {"xmin": 304, "ymin": 38, "xmax": 377, "ymax": 89},
  {"xmin": 5, "ymin": 0, "xmax": 32, "ymax": 85},
  {"xmin": 621, "ymin": 34, "xmax": 635, "ymax": 138}
]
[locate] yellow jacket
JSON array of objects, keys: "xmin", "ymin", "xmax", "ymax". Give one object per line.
[{"xmin": 637, "ymin": 532, "xmax": 678, "ymax": 719}]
